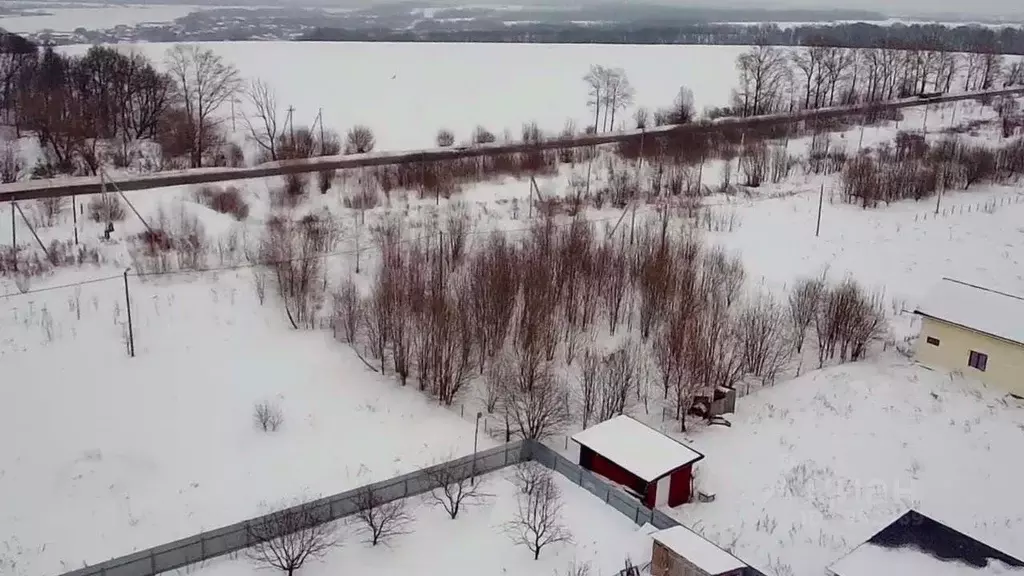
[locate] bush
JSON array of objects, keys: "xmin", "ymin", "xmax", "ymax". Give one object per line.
[
  {"xmin": 473, "ymin": 125, "xmax": 497, "ymax": 145},
  {"xmin": 196, "ymin": 185, "xmax": 250, "ymax": 220},
  {"xmin": 436, "ymin": 129, "xmax": 455, "ymax": 148},
  {"xmin": 88, "ymin": 194, "xmax": 127, "ymax": 223},
  {"xmin": 253, "ymin": 400, "xmax": 283, "ymax": 432},
  {"xmin": 1, "ymin": 141, "xmax": 23, "ymax": 183},
  {"xmin": 279, "ymin": 128, "xmax": 317, "ymax": 160},
  {"xmin": 345, "ymin": 125, "xmax": 376, "ymax": 154},
  {"xmin": 522, "ymin": 121, "xmax": 543, "ymax": 145}
]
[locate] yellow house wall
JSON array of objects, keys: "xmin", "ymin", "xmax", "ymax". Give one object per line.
[{"xmin": 915, "ymin": 317, "xmax": 1024, "ymax": 397}]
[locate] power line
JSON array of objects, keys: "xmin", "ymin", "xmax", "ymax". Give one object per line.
[
  {"xmin": 0, "ymin": 209, "xmax": 644, "ymax": 297},
  {"xmin": 0, "ymin": 273, "xmax": 123, "ymax": 300}
]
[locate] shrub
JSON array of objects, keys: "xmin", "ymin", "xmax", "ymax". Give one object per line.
[
  {"xmin": 196, "ymin": 185, "xmax": 250, "ymax": 220},
  {"xmin": 436, "ymin": 129, "xmax": 455, "ymax": 148},
  {"xmin": 253, "ymin": 400, "xmax": 283, "ymax": 432},
  {"xmin": 88, "ymin": 194, "xmax": 127, "ymax": 223},
  {"xmin": 279, "ymin": 128, "xmax": 317, "ymax": 160},
  {"xmin": 522, "ymin": 121, "xmax": 543, "ymax": 145},
  {"xmin": 345, "ymin": 125, "xmax": 376, "ymax": 154},
  {"xmin": 473, "ymin": 125, "xmax": 496, "ymax": 145}
]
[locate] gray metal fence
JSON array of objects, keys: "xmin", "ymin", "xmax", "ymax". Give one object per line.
[
  {"xmin": 59, "ymin": 439, "xmax": 738, "ymax": 576},
  {"xmin": 61, "ymin": 442, "xmax": 525, "ymax": 576},
  {"xmin": 524, "ymin": 440, "xmax": 680, "ymax": 531}
]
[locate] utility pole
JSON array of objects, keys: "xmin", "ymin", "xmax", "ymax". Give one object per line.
[
  {"xmin": 10, "ymin": 202, "xmax": 16, "ymax": 271},
  {"xmin": 230, "ymin": 98, "xmax": 236, "ymax": 132},
  {"xmin": 317, "ymin": 107, "xmax": 324, "ymax": 156},
  {"xmin": 72, "ymin": 195, "xmax": 78, "ymax": 245},
  {"xmin": 816, "ymin": 182, "xmax": 824, "ymax": 237},
  {"xmin": 286, "ymin": 106, "xmax": 295, "ymax": 143},
  {"xmin": 123, "ymin": 268, "xmax": 135, "ymax": 358}
]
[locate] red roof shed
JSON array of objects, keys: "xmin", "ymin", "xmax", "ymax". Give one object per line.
[{"xmin": 571, "ymin": 415, "xmax": 705, "ymax": 508}]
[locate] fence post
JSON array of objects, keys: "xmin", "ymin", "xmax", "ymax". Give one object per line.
[
  {"xmin": 149, "ymin": 550, "xmax": 156, "ymax": 575},
  {"xmin": 403, "ymin": 477, "xmax": 409, "ymax": 497}
]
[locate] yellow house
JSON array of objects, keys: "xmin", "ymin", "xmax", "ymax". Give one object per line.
[{"xmin": 914, "ymin": 278, "xmax": 1024, "ymax": 398}]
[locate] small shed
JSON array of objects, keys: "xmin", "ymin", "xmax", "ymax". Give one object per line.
[
  {"xmin": 913, "ymin": 278, "xmax": 1024, "ymax": 398},
  {"xmin": 572, "ymin": 415, "xmax": 705, "ymax": 508},
  {"xmin": 651, "ymin": 526, "xmax": 749, "ymax": 576}
]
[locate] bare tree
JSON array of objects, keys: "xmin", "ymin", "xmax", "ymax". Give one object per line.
[
  {"xmin": 733, "ymin": 42, "xmax": 788, "ymax": 117},
  {"xmin": 333, "ymin": 278, "xmax": 360, "ymax": 344},
  {"xmin": 657, "ymin": 86, "xmax": 696, "ymax": 125},
  {"xmin": 577, "ymin": 349, "xmax": 600, "ymax": 429},
  {"xmin": 436, "ymin": 128, "xmax": 455, "ymax": 147},
  {"xmin": 1, "ymin": 140, "xmax": 22, "ymax": 183},
  {"xmin": 603, "ymin": 68, "xmax": 634, "ymax": 132},
  {"xmin": 788, "ymin": 276, "xmax": 824, "ymax": 353},
  {"xmin": 583, "ymin": 65, "xmax": 608, "ymax": 133},
  {"xmin": 165, "ymin": 45, "xmax": 241, "ymax": 168},
  {"xmin": 243, "ymin": 78, "xmax": 280, "ymax": 162},
  {"xmin": 737, "ymin": 292, "xmax": 792, "ymax": 386},
  {"xmin": 253, "ymin": 400, "xmax": 284, "ymax": 432},
  {"xmin": 500, "ymin": 359, "xmax": 570, "ymax": 441},
  {"xmin": 345, "ymin": 125, "xmax": 375, "ymax": 154},
  {"xmin": 511, "ymin": 462, "xmax": 549, "ymax": 496},
  {"xmin": 353, "ymin": 485, "xmax": 412, "ymax": 546},
  {"xmin": 505, "ymin": 471, "xmax": 572, "ymax": 560},
  {"xmin": 424, "ymin": 457, "xmax": 488, "ymax": 519},
  {"xmin": 245, "ymin": 500, "xmax": 340, "ymax": 576}
]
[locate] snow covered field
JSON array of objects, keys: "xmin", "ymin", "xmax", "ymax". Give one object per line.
[
  {"xmin": 0, "ymin": 265, "xmax": 492, "ymax": 574},
  {"xmin": 672, "ymin": 358, "xmax": 1024, "ymax": 576},
  {"xmin": 179, "ymin": 465, "xmax": 654, "ymax": 576},
  {"xmin": 60, "ymin": 42, "xmax": 745, "ymax": 151}
]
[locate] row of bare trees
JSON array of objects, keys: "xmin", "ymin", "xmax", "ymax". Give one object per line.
[
  {"xmin": 732, "ymin": 41, "xmax": 1024, "ymax": 118},
  {"xmin": 320, "ymin": 208, "xmax": 887, "ymax": 435},
  {"xmin": 1, "ymin": 34, "xmax": 379, "ymax": 180},
  {"xmin": 0, "ymin": 41, "xmax": 241, "ymax": 173}
]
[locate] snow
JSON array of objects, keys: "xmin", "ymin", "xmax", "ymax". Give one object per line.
[
  {"xmin": 0, "ymin": 269, "xmax": 493, "ymax": 575},
  {"xmin": 0, "ymin": 40, "xmax": 1022, "ymax": 576},
  {"xmin": 829, "ymin": 543, "xmax": 1024, "ymax": 576},
  {"xmin": 60, "ymin": 42, "xmax": 745, "ymax": 151},
  {"xmin": 708, "ymin": 180, "xmax": 1024, "ymax": 311},
  {"xmin": 572, "ymin": 415, "xmax": 703, "ymax": 483},
  {"xmin": 180, "ymin": 465, "xmax": 655, "ymax": 576},
  {"xmin": 914, "ymin": 278, "xmax": 1024, "ymax": 346},
  {"xmin": 670, "ymin": 358, "xmax": 1024, "ymax": 576},
  {"xmin": 652, "ymin": 525, "xmax": 747, "ymax": 575}
]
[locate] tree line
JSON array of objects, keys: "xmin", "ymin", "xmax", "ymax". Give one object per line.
[
  {"xmin": 730, "ymin": 41, "xmax": 1022, "ymax": 117},
  {"xmin": 301, "ymin": 22, "xmax": 1024, "ymax": 56},
  {"xmin": 0, "ymin": 36, "xmax": 244, "ymax": 174}
]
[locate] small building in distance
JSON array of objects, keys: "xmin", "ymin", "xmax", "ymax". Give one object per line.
[
  {"xmin": 913, "ymin": 278, "xmax": 1024, "ymax": 398},
  {"xmin": 571, "ymin": 415, "xmax": 704, "ymax": 508},
  {"xmin": 827, "ymin": 509, "xmax": 1024, "ymax": 576},
  {"xmin": 651, "ymin": 525, "xmax": 752, "ymax": 576}
]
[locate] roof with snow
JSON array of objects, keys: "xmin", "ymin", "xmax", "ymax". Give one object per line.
[
  {"xmin": 571, "ymin": 415, "xmax": 704, "ymax": 483},
  {"xmin": 652, "ymin": 526, "xmax": 749, "ymax": 576},
  {"xmin": 914, "ymin": 278, "xmax": 1024, "ymax": 346},
  {"xmin": 828, "ymin": 510, "xmax": 1024, "ymax": 576}
]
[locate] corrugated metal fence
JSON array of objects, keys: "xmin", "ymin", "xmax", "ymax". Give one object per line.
[
  {"xmin": 61, "ymin": 442, "xmax": 525, "ymax": 576},
  {"xmin": 59, "ymin": 439, "xmax": 767, "ymax": 576}
]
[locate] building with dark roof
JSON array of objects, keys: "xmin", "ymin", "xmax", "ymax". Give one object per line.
[{"xmin": 828, "ymin": 510, "xmax": 1024, "ymax": 576}]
